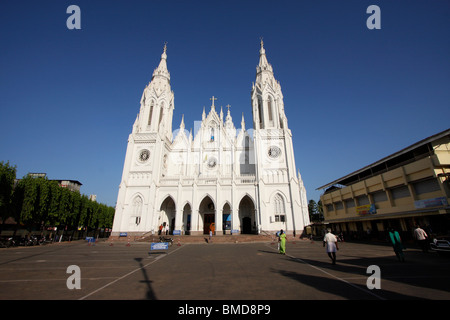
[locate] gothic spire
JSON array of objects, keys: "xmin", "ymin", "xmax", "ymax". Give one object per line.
[
  {"xmin": 257, "ymin": 38, "xmax": 273, "ymax": 74},
  {"xmin": 152, "ymin": 42, "xmax": 170, "ymax": 81},
  {"xmin": 180, "ymin": 114, "xmax": 185, "ymax": 130}
]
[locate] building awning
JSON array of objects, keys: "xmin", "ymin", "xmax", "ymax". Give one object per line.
[{"xmin": 316, "ymin": 128, "xmax": 450, "ymax": 191}]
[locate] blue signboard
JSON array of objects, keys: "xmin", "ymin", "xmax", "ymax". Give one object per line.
[
  {"xmin": 172, "ymin": 230, "xmax": 181, "ymax": 235},
  {"xmin": 150, "ymin": 242, "xmax": 169, "ymax": 251},
  {"xmin": 119, "ymin": 232, "xmax": 128, "ymax": 237}
]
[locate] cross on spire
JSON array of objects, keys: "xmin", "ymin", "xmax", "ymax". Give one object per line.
[{"xmin": 210, "ymin": 96, "xmax": 217, "ymax": 107}]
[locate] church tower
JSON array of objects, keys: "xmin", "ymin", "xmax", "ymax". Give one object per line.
[
  {"xmin": 135, "ymin": 43, "xmax": 174, "ymax": 140},
  {"xmin": 251, "ymin": 39, "xmax": 309, "ymax": 235},
  {"xmin": 112, "ymin": 44, "xmax": 175, "ymax": 234}
]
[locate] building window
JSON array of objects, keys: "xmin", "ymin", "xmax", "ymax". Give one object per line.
[
  {"xmin": 274, "ymin": 193, "xmax": 286, "ymax": 223},
  {"xmin": 344, "ymin": 198, "xmax": 355, "ymax": 208},
  {"xmin": 148, "ymin": 104, "xmax": 154, "ymax": 126},
  {"xmin": 372, "ymin": 190, "xmax": 388, "ymax": 203},
  {"xmin": 132, "ymin": 196, "xmax": 143, "ymax": 225},
  {"xmin": 391, "ymin": 185, "xmax": 410, "ymax": 200},
  {"xmin": 268, "ymin": 97, "xmax": 273, "ymax": 121},
  {"xmin": 258, "ymin": 98, "xmax": 263, "ymax": 126},
  {"xmin": 356, "ymin": 195, "xmax": 370, "ymax": 205},
  {"xmin": 412, "ymin": 177, "xmax": 441, "ymax": 195}
]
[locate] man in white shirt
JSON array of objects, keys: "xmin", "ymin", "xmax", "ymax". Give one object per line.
[
  {"xmin": 414, "ymin": 225, "xmax": 429, "ymax": 253},
  {"xmin": 323, "ymin": 229, "xmax": 339, "ymax": 264}
]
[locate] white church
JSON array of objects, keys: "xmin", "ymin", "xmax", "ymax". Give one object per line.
[{"xmin": 111, "ymin": 41, "xmax": 310, "ymax": 238}]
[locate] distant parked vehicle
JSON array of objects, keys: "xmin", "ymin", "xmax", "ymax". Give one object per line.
[
  {"xmin": 430, "ymin": 237, "xmax": 450, "ymax": 255},
  {"xmin": 0, "ymin": 237, "xmax": 16, "ymax": 248},
  {"xmin": 159, "ymin": 236, "xmax": 173, "ymax": 246}
]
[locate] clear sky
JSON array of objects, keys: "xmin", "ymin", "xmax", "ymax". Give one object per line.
[{"xmin": 1, "ymin": 0, "xmax": 449, "ymax": 207}]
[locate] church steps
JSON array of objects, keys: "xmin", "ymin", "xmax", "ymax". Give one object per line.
[{"xmin": 109, "ymin": 234, "xmax": 276, "ymax": 244}]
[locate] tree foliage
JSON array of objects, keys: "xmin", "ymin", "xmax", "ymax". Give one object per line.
[
  {"xmin": 0, "ymin": 162, "xmax": 115, "ymax": 237},
  {"xmin": 0, "ymin": 161, "xmax": 17, "ymax": 223},
  {"xmin": 308, "ymin": 199, "xmax": 324, "ymax": 222}
]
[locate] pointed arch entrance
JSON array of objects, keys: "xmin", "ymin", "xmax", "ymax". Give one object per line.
[
  {"xmin": 222, "ymin": 202, "xmax": 231, "ymax": 234},
  {"xmin": 239, "ymin": 195, "xmax": 256, "ymax": 234},
  {"xmin": 199, "ymin": 196, "xmax": 215, "ymax": 235},
  {"xmin": 160, "ymin": 196, "xmax": 176, "ymax": 235},
  {"xmin": 183, "ymin": 203, "xmax": 192, "ymax": 235}
]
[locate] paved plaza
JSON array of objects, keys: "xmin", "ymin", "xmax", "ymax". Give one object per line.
[{"xmin": 0, "ymin": 237, "xmax": 449, "ymax": 301}]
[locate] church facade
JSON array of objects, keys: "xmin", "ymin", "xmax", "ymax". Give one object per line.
[{"xmin": 111, "ymin": 41, "xmax": 310, "ymax": 237}]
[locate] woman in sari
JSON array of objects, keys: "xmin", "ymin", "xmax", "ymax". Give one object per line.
[
  {"xmin": 388, "ymin": 227, "xmax": 405, "ymax": 262},
  {"xmin": 279, "ymin": 230, "xmax": 286, "ymax": 255}
]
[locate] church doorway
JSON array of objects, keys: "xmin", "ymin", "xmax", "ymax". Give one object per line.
[
  {"xmin": 204, "ymin": 214, "xmax": 215, "ymax": 235},
  {"xmin": 160, "ymin": 196, "xmax": 176, "ymax": 235},
  {"xmin": 239, "ymin": 195, "xmax": 256, "ymax": 234},
  {"xmin": 242, "ymin": 217, "xmax": 251, "ymax": 234},
  {"xmin": 199, "ymin": 196, "xmax": 215, "ymax": 235},
  {"xmin": 183, "ymin": 203, "xmax": 192, "ymax": 235}
]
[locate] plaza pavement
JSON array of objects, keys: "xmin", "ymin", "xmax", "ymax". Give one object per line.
[{"xmin": 0, "ymin": 237, "xmax": 449, "ymax": 302}]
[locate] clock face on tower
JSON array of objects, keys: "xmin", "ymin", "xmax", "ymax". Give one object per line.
[{"xmin": 138, "ymin": 149, "xmax": 150, "ymax": 162}]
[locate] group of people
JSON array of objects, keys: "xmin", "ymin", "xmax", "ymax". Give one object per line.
[
  {"xmin": 276, "ymin": 228, "xmax": 339, "ymax": 263},
  {"xmin": 389, "ymin": 225, "xmax": 430, "ymax": 262},
  {"xmin": 276, "ymin": 224, "xmax": 430, "ymax": 264},
  {"xmin": 158, "ymin": 223, "xmax": 169, "ymax": 235}
]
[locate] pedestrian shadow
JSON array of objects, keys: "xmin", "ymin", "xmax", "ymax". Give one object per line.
[
  {"xmin": 258, "ymin": 249, "xmax": 281, "ymax": 255},
  {"xmin": 272, "ymin": 268, "xmax": 421, "ymax": 300},
  {"xmin": 287, "ymin": 253, "xmax": 450, "ymax": 297},
  {"xmin": 134, "ymin": 258, "xmax": 157, "ymax": 300}
]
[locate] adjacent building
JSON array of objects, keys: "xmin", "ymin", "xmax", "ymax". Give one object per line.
[{"xmin": 318, "ymin": 128, "xmax": 450, "ymax": 240}]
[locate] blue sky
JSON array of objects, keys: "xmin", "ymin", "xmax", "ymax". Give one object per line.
[{"xmin": 1, "ymin": 0, "xmax": 449, "ymax": 207}]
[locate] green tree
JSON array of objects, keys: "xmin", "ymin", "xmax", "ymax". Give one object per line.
[
  {"xmin": 2, "ymin": 162, "xmax": 116, "ymax": 238},
  {"xmin": 308, "ymin": 199, "xmax": 324, "ymax": 222},
  {"xmin": 0, "ymin": 161, "xmax": 17, "ymax": 227}
]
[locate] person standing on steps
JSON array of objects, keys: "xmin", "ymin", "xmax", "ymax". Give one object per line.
[{"xmin": 323, "ymin": 229, "xmax": 338, "ymax": 264}]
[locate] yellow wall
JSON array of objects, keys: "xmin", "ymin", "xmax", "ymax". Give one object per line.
[{"xmin": 321, "ymin": 152, "xmax": 450, "ymax": 222}]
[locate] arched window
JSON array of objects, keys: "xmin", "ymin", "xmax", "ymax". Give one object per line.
[
  {"xmin": 258, "ymin": 97, "xmax": 263, "ymax": 127},
  {"xmin": 132, "ymin": 196, "xmax": 143, "ymax": 225},
  {"xmin": 158, "ymin": 102, "xmax": 165, "ymax": 127},
  {"xmin": 268, "ymin": 97, "xmax": 273, "ymax": 121},
  {"xmin": 273, "ymin": 193, "xmax": 286, "ymax": 222},
  {"xmin": 148, "ymin": 102, "xmax": 154, "ymax": 126}
]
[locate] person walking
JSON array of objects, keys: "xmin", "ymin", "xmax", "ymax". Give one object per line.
[
  {"xmin": 388, "ymin": 227, "xmax": 405, "ymax": 262},
  {"xmin": 414, "ymin": 225, "xmax": 429, "ymax": 253},
  {"xmin": 279, "ymin": 229, "xmax": 286, "ymax": 255},
  {"xmin": 209, "ymin": 223, "xmax": 215, "ymax": 241},
  {"xmin": 323, "ymin": 229, "xmax": 338, "ymax": 264},
  {"xmin": 276, "ymin": 230, "xmax": 281, "ymax": 251}
]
